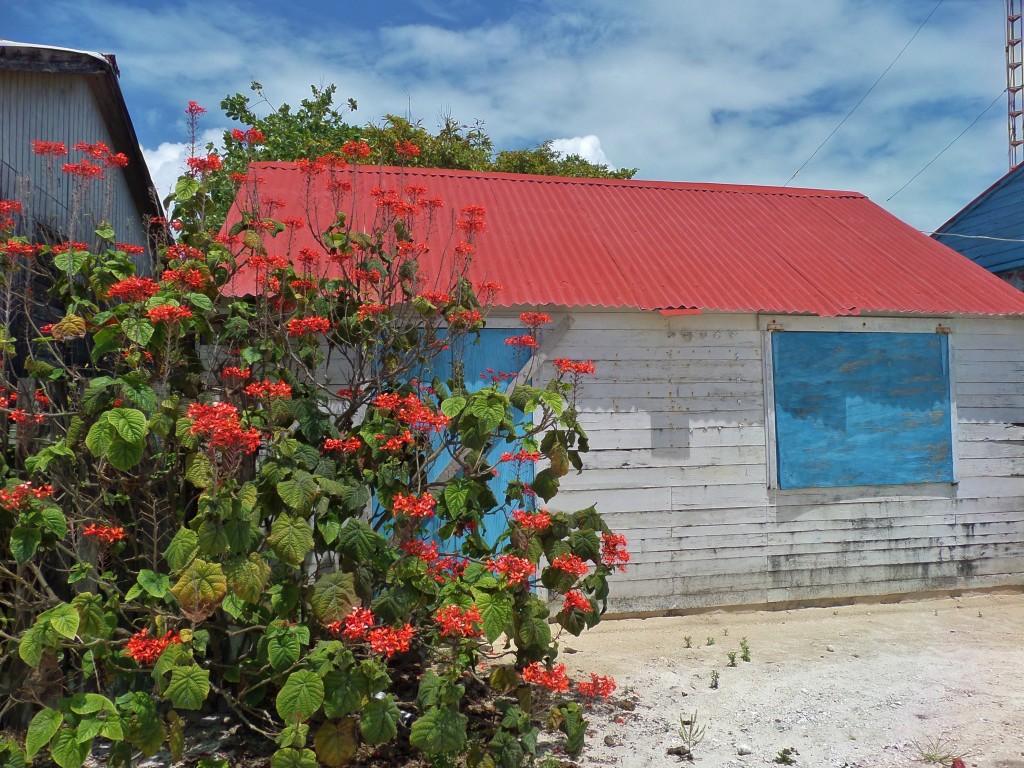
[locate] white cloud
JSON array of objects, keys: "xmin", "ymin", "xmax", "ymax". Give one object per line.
[
  {"xmin": 142, "ymin": 129, "xmax": 225, "ymax": 205},
  {"xmin": 550, "ymin": 135, "xmax": 612, "ymax": 167}
]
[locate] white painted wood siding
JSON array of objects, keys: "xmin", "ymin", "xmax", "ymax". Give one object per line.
[{"xmin": 526, "ymin": 310, "xmax": 1024, "ymax": 614}]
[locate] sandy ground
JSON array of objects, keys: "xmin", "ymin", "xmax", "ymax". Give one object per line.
[{"xmin": 557, "ymin": 592, "xmax": 1024, "ymax": 768}]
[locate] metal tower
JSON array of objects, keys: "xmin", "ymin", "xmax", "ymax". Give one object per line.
[{"xmin": 1007, "ymin": 0, "xmax": 1024, "ymax": 168}]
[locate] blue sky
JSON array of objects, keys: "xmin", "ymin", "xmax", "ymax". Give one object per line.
[{"xmin": 2, "ymin": 0, "xmax": 1010, "ymax": 230}]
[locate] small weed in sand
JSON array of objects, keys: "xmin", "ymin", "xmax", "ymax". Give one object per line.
[
  {"xmin": 709, "ymin": 670, "xmax": 719, "ymax": 689},
  {"xmin": 727, "ymin": 651, "xmax": 737, "ymax": 667},
  {"xmin": 912, "ymin": 736, "xmax": 969, "ymax": 766},
  {"xmin": 667, "ymin": 710, "xmax": 705, "ymax": 760},
  {"xmin": 706, "ymin": 636, "xmax": 715, "ymax": 646},
  {"xmin": 684, "ymin": 636, "xmax": 692, "ymax": 648},
  {"xmin": 722, "ymin": 628, "xmax": 729, "ymax": 636},
  {"xmin": 773, "ymin": 746, "xmax": 798, "ymax": 764},
  {"xmin": 740, "ymin": 637, "xmax": 751, "ymax": 662}
]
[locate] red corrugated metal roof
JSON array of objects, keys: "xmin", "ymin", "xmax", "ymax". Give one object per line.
[{"xmin": 223, "ymin": 163, "xmax": 1024, "ymax": 316}]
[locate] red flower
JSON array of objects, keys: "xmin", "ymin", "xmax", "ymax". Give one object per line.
[
  {"xmin": 104, "ymin": 152, "xmax": 129, "ymax": 168},
  {"xmin": 434, "ymin": 604, "xmax": 483, "ymax": 638},
  {"xmin": 187, "ymin": 154, "xmax": 223, "ymax": 176},
  {"xmin": 286, "ymin": 316, "xmax": 332, "ymax": 336},
  {"xmin": 505, "ymin": 335, "xmax": 538, "ymax": 349},
  {"xmin": 401, "ymin": 539, "xmax": 439, "ymax": 563},
  {"xmin": 0, "ymin": 482, "xmax": 54, "ymax": 512},
  {"xmin": 165, "ymin": 244, "xmax": 205, "ymax": 261},
  {"xmin": 562, "ymin": 590, "xmax": 592, "ymax": 613},
  {"xmin": 125, "ymin": 628, "xmax": 181, "ymax": 665},
  {"xmin": 83, "ymin": 522, "xmax": 127, "ymax": 544},
  {"xmin": 577, "ymin": 673, "xmax": 616, "ymax": 700},
  {"xmin": 553, "ymin": 358, "xmax": 596, "ymax": 376},
  {"xmin": 500, "ymin": 449, "xmax": 541, "ymax": 463},
  {"xmin": 323, "ymin": 436, "xmax": 362, "ymax": 454},
  {"xmin": 147, "ymin": 304, "xmax": 193, "ymax": 323},
  {"xmin": 326, "ymin": 606, "xmax": 376, "ymax": 641},
  {"xmin": 221, "ymin": 366, "xmax": 250, "ymax": 382},
  {"xmin": 519, "ymin": 312, "xmax": 552, "ymax": 328},
  {"xmin": 117, "ymin": 242, "xmax": 145, "ymax": 255},
  {"xmin": 243, "ymin": 379, "xmax": 292, "ymax": 399},
  {"xmin": 357, "ymin": 302, "xmax": 389, "ymax": 320},
  {"xmin": 512, "ymin": 509, "xmax": 552, "ymax": 531},
  {"xmin": 551, "ymin": 553, "xmax": 589, "ymax": 578},
  {"xmin": 341, "ymin": 140, "xmax": 372, "ymax": 160},
  {"xmin": 162, "ymin": 268, "xmax": 205, "ymax": 290},
  {"xmin": 62, "ymin": 160, "xmax": 104, "ymax": 179},
  {"xmin": 34, "ymin": 390, "xmax": 51, "ymax": 407},
  {"xmin": 107, "ymin": 276, "xmax": 160, "ymax": 303},
  {"xmin": 488, "ymin": 554, "xmax": 535, "ymax": 586},
  {"xmin": 73, "ymin": 141, "xmax": 110, "ymax": 159},
  {"xmin": 368, "ymin": 624, "xmax": 414, "ymax": 659},
  {"xmin": 448, "ymin": 309, "xmax": 483, "ymax": 330},
  {"xmin": 186, "ymin": 101, "xmax": 207, "ymax": 117},
  {"xmin": 186, "ymin": 401, "xmax": 262, "ymax": 454},
  {"xmin": 392, "ymin": 491, "xmax": 436, "ymax": 518},
  {"xmin": 394, "ymin": 139, "xmax": 421, "ymax": 158},
  {"xmin": 417, "ymin": 291, "xmax": 451, "ymax": 307},
  {"xmin": 0, "ymin": 200, "xmax": 24, "ymax": 216},
  {"xmin": 457, "ymin": 204, "xmax": 487, "ymax": 234},
  {"xmin": 601, "ymin": 532, "xmax": 630, "ymax": 572},
  {"xmin": 521, "ymin": 662, "xmax": 570, "ymax": 693},
  {"xmin": 31, "ymin": 140, "xmax": 68, "ymax": 156}
]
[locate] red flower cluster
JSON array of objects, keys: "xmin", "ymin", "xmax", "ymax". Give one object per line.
[
  {"xmin": 488, "ymin": 554, "xmax": 535, "ymax": 586},
  {"xmin": 357, "ymin": 302, "xmax": 388, "ymax": 320},
  {"xmin": 371, "ymin": 187, "xmax": 418, "ymax": 217},
  {"xmin": 2, "ymin": 240, "xmax": 37, "ymax": 257},
  {"xmin": 505, "ymin": 335, "xmax": 539, "ymax": 349},
  {"xmin": 521, "ymin": 662, "xmax": 570, "ymax": 693},
  {"xmin": 476, "ymin": 280, "xmax": 502, "ymax": 301},
  {"xmin": 377, "ymin": 430, "xmax": 414, "ymax": 451},
  {"xmin": 125, "ymin": 628, "xmax": 181, "ymax": 665},
  {"xmin": 162, "ymin": 268, "xmax": 205, "ymax": 290},
  {"xmin": 553, "ymin": 358, "xmax": 596, "ymax": 376},
  {"xmin": 147, "ymin": 304, "xmax": 193, "ymax": 323},
  {"xmin": 341, "ymin": 141, "xmax": 372, "ymax": 160},
  {"xmin": 244, "ymin": 379, "xmax": 292, "ymax": 399},
  {"xmin": 500, "ymin": 449, "xmax": 541, "ymax": 463},
  {"xmin": 562, "ymin": 590, "xmax": 592, "ymax": 613},
  {"xmin": 401, "ymin": 539, "xmax": 439, "ymax": 563},
  {"xmin": 551, "ymin": 553, "xmax": 589, "ymax": 578},
  {"xmin": 0, "ymin": 200, "xmax": 23, "ymax": 216},
  {"xmin": 394, "ymin": 140, "xmax": 421, "ymax": 158},
  {"xmin": 10, "ymin": 410, "xmax": 45, "ymax": 425},
  {"xmin": 51, "ymin": 241, "xmax": 89, "ymax": 254},
  {"xmin": 519, "ymin": 312, "xmax": 552, "ymax": 328},
  {"xmin": 448, "ymin": 309, "xmax": 483, "ymax": 329},
  {"xmin": 222, "ymin": 366, "xmax": 250, "ymax": 381},
  {"xmin": 434, "ymin": 604, "xmax": 483, "ymax": 638},
  {"xmin": 374, "ymin": 392, "xmax": 449, "ymax": 432},
  {"xmin": 187, "ymin": 401, "xmax": 261, "ymax": 454},
  {"xmin": 601, "ymin": 532, "xmax": 630, "ymax": 572},
  {"xmin": 107, "ymin": 276, "xmax": 160, "ymax": 303},
  {"xmin": 369, "ymin": 624, "xmax": 415, "ymax": 658},
  {"xmin": 62, "ymin": 161, "xmax": 104, "ymax": 179},
  {"xmin": 231, "ymin": 127, "xmax": 266, "ymax": 145},
  {"xmin": 74, "ymin": 141, "xmax": 110, "ymax": 159},
  {"xmin": 392, "ymin": 491, "xmax": 436, "ymax": 518},
  {"xmin": 34, "ymin": 390, "xmax": 51, "ymax": 407},
  {"xmin": 417, "ymin": 291, "xmax": 451, "ymax": 307},
  {"xmin": 83, "ymin": 522, "xmax": 127, "ymax": 544},
  {"xmin": 0, "ymin": 482, "xmax": 53, "ymax": 512},
  {"xmin": 326, "ymin": 606, "xmax": 376, "ymax": 641},
  {"xmin": 117, "ymin": 242, "xmax": 145, "ymax": 255},
  {"xmin": 31, "ymin": 140, "xmax": 68, "ymax": 156},
  {"xmin": 352, "ymin": 267, "xmax": 382, "ymax": 283},
  {"xmin": 429, "ymin": 555, "xmax": 468, "ymax": 584},
  {"xmin": 286, "ymin": 316, "xmax": 332, "ymax": 336},
  {"xmin": 105, "ymin": 153, "xmax": 129, "ymax": 168},
  {"xmin": 577, "ymin": 673, "xmax": 617, "ymax": 700},
  {"xmin": 512, "ymin": 509, "xmax": 552, "ymax": 531},
  {"xmin": 187, "ymin": 154, "xmax": 223, "ymax": 176},
  {"xmin": 457, "ymin": 204, "xmax": 487, "ymax": 234},
  {"xmin": 0, "ymin": 388, "xmax": 16, "ymax": 409},
  {"xmin": 186, "ymin": 101, "xmax": 207, "ymax": 117},
  {"xmin": 166, "ymin": 244, "xmax": 205, "ymax": 261},
  {"xmin": 323, "ymin": 436, "xmax": 362, "ymax": 454}
]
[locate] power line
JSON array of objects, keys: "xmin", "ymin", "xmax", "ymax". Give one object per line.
[
  {"xmin": 927, "ymin": 230, "xmax": 1024, "ymax": 243},
  {"xmin": 783, "ymin": 0, "xmax": 945, "ymax": 187},
  {"xmin": 887, "ymin": 89, "xmax": 1005, "ymax": 202}
]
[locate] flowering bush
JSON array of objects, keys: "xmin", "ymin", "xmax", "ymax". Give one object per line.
[{"xmin": 0, "ymin": 107, "xmax": 626, "ymax": 768}]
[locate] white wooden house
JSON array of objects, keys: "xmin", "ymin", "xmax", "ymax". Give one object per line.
[{"xmin": 226, "ymin": 164, "xmax": 1024, "ymax": 614}]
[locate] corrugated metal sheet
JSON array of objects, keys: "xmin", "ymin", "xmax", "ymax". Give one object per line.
[{"xmin": 223, "ymin": 164, "xmax": 1024, "ymax": 316}]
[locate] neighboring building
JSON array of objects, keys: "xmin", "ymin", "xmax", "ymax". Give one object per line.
[
  {"xmin": 933, "ymin": 164, "xmax": 1024, "ymax": 289},
  {"xmin": 0, "ymin": 41, "xmax": 161, "ymax": 272},
  {"xmin": 227, "ymin": 164, "xmax": 1024, "ymax": 614}
]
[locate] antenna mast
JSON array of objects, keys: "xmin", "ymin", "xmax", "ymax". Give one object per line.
[{"xmin": 1007, "ymin": 0, "xmax": 1024, "ymax": 168}]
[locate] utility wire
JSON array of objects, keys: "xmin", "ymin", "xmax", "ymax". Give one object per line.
[
  {"xmin": 887, "ymin": 89, "xmax": 1006, "ymax": 202},
  {"xmin": 783, "ymin": 0, "xmax": 945, "ymax": 187},
  {"xmin": 927, "ymin": 231, "xmax": 1024, "ymax": 242}
]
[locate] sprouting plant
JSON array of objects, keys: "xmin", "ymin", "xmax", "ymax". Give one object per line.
[
  {"xmin": 773, "ymin": 746, "xmax": 798, "ymax": 764},
  {"xmin": 684, "ymin": 635, "xmax": 692, "ymax": 648},
  {"xmin": 709, "ymin": 670, "xmax": 719, "ymax": 689},
  {"xmin": 911, "ymin": 736, "xmax": 969, "ymax": 766},
  {"xmin": 740, "ymin": 637, "xmax": 751, "ymax": 662},
  {"xmin": 677, "ymin": 711, "xmax": 705, "ymax": 753},
  {"xmin": 722, "ymin": 628, "xmax": 729, "ymax": 636},
  {"xmin": 706, "ymin": 636, "xmax": 715, "ymax": 646},
  {"xmin": 727, "ymin": 651, "xmax": 737, "ymax": 667}
]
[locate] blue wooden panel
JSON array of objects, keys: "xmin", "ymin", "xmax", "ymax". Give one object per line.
[
  {"xmin": 418, "ymin": 329, "xmax": 535, "ymax": 548},
  {"xmin": 772, "ymin": 332, "xmax": 953, "ymax": 489},
  {"xmin": 935, "ymin": 165, "xmax": 1024, "ymax": 273}
]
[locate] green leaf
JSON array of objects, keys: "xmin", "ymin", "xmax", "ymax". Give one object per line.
[
  {"xmin": 10, "ymin": 526, "xmax": 41, "ymax": 564},
  {"xmin": 472, "ymin": 589, "xmax": 514, "ymax": 643},
  {"xmin": 121, "ymin": 317, "xmax": 155, "ymax": 346},
  {"xmin": 225, "ymin": 553, "xmax": 271, "ymax": 603},
  {"xmin": 164, "ymin": 527, "xmax": 199, "ymax": 573},
  {"xmin": 121, "ymin": 379, "xmax": 158, "ymax": 410},
  {"xmin": 270, "ymin": 748, "xmax": 318, "ymax": 768},
  {"xmin": 359, "ymin": 695, "xmax": 400, "ymax": 745},
  {"xmin": 440, "ymin": 396, "xmax": 466, "ymax": 418},
  {"xmin": 175, "ymin": 176, "xmax": 201, "ymax": 201},
  {"xmin": 468, "ymin": 392, "xmax": 506, "ymax": 433},
  {"xmin": 137, "ymin": 569, "xmax": 170, "ymax": 598},
  {"xmin": 186, "ymin": 292, "xmax": 214, "ymax": 312},
  {"xmin": 68, "ymin": 693, "xmax": 115, "ymax": 715},
  {"xmin": 49, "ymin": 603, "xmax": 80, "ymax": 639},
  {"xmin": 53, "ymin": 249, "xmax": 87, "ymax": 274},
  {"xmin": 337, "ymin": 518, "xmax": 384, "ymax": 562},
  {"xmin": 268, "ymin": 633, "xmax": 301, "ymax": 672},
  {"xmin": 557, "ymin": 702, "xmax": 587, "ymax": 756},
  {"xmin": 169, "ymin": 559, "xmax": 227, "ymax": 622},
  {"xmin": 71, "ymin": 593, "xmax": 106, "ymax": 638},
  {"xmin": 277, "ymin": 472, "xmax": 319, "ymax": 513},
  {"xmin": 268, "ymin": 516, "xmax": 314, "ymax": 566},
  {"xmin": 18, "ymin": 624, "xmax": 44, "ymax": 668},
  {"xmin": 38, "ymin": 506, "xmax": 67, "ymax": 538},
  {"xmin": 185, "ymin": 452, "xmax": 213, "ymax": 488},
  {"xmin": 26, "ymin": 708, "xmax": 63, "ymax": 757},
  {"xmin": 166, "ymin": 664, "xmax": 211, "ymax": 710},
  {"xmin": 314, "ymin": 719, "xmax": 358, "ymax": 767},
  {"xmin": 443, "ymin": 483, "xmax": 470, "ymax": 518},
  {"xmin": 409, "ymin": 706, "xmax": 468, "ymax": 756},
  {"xmin": 310, "ymin": 571, "xmax": 357, "ymax": 624},
  {"xmin": 84, "ymin": 418, "xmax": 114, "ymax": 457},
  {"xmin": 530, "ymin": 468, "xmax": 560, "ymax": 502},
  {"xmin": 106, "ymin": 437, "xmax": 144, "ymax": 471},
  {"xmin": 276, "ymin": 670, "xmax": 325, "ymax": 722},
  {"xmin": 96, "ymin": 222, "xmax": 116, "ymax": 241},
  {"xmin": 49, "ymin": 729, "xmax": 89, "ymax": 768},
  {"xmin": 106, "ymin": 407, "xmax": 148, "ymax": 442}
]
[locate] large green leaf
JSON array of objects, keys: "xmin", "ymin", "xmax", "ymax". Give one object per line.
[
  {"xmin": 268, "ymin": 516, "xmax": 314, "ymax": 566},
  {"xmin": 225, "ymin": 553, "xmax": 270, "ymax": 603},
  {"xmin": 310, "ymin": 571, "xmax": 357, "ymax": 624},
  {"xmin": 337, "ymin": 519, "xmax": 384, "ymax": 561},
  {"xmin": 359, "ymin": 695, "xmax": 400, "ymax": 745},
  {"xmin": 472, "ymin": 589, "xmax": 514, "ymax": 643},
  {"xmin": 166, "ymin": 664, "xmax": 211, "ymax": 710},
  {"xmin": 121, "ymin": 317, "xmax": 154, "ymax": 346},
  {"xmin": 48, "ymin": 604, "xmax": 80, "ymax": 640},
  {"xmin": 557, "ymin": 702, "xmax": 588, "ymax": 756},
  {"xmin": 49, "ymin": 729, "xmax": 89, "ymax": 768},
  {"xmin": 277, "ymin": 473, "xmax": 319, "ymax": 513},
  {"xmin": 409, "ymin": 706, "xmax": 468, "ymax": 756},
  {"xmin": 18, "ymin": 624, "xmax": 44, "ymax": 668},
  {"xmin": 10, "ymin": 526, "xmax": 41, "ymax": 564},
  {"xmin": 106, "ymin": 407, "xmax": 148, "ymax": 443},
  {"xmin": 38, "ymin": 506, "xmax": 67, "ymax": 538},
  {"xmin": 164, "ymin": 528, "xmax": 199, "ymax": 573},
  {"xmin": 137, "ymin": 569, "xmax": 170, "ymax": 598},
  {"xmin": 175, "ymin": 176, "xmax": 201, "ymax": 201},
  {"xmin": 25, "ymin": 708, "xmax": 63, "ymax": 758},
  {"xmin": 84, "ymin": 418, "xmax": 114, "ymax": 457},
  {"xmin": 106, "ymin": 437, "xmax": 145, "ymax": 471},
  {"xmin": 71, "ymin": 593, "xmax": 105, "ymax": 638},
  {"xmin": 169, "ymin": 559, "xmax": 227, "ymax": 622},
  {"xmin": 313, "ymin": 719, "xmax": 358, "ymax": 767},
  {"xmin": 270, "ymin": 748, "xmax": 318, "ymax": 768},
  {"xmin": 276, "ymin": 670, "xmax": 325, "ymax": 721},
  {"xmin": 440, "ymin": 396, "xmax": 466, "ymax": 418},
  {"xmin": 268, "ymin": 633, "xmax": 301, "ymax": 672},
  {"xmin": 185, "ymin": 452, "xmax": 213, "ymax": 488}
]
